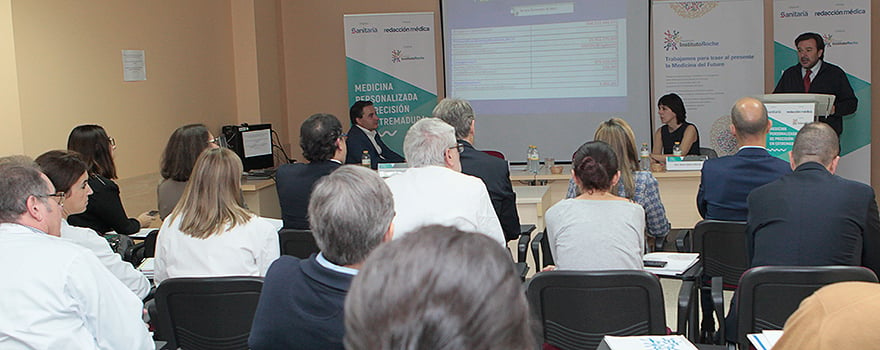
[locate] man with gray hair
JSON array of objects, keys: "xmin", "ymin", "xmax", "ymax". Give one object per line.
[
  {"xmin": 697, "ymin": 97, "xmax": 791, "ymax": 221},
  {"xmin": 249, "ymin": 165, "xmax": 395, "ymax": 350},
  {"xmin": 385, "ymin": 117, "xmax": 505, "ymax": 245},
  {"xmin": 0, "ymin": 160, "xmax": 153, "ymax": 349},
  {"xmin": 434, "ymin": 98, "xmax": 520, "ymax": 242}
]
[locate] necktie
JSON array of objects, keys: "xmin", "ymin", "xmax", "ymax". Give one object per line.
[{"xmin": 803, "ymin": 69, "xmax": 812, "ymax": 92}]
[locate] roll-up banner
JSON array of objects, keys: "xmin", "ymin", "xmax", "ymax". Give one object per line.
[{"xmin": 344, "ymin": 12, "xmax": 438, "ymax": 155}]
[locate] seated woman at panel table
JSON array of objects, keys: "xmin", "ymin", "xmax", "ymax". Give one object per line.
[
  {"xmin": 652, "ymin": 93, "xmax": 701, "ymax": 161},
  {"xmin": 34, "ymin": 150, "xmax": 151, "ymax": 299},
  {"xmin": 154, "ymin": 148, "xmax": 279, "ymax": 284},
  {"xmin": 67, "ymin": 124, "xmax": 157, "ymax": 234},
  {"xmin": 546, "ymin": 141, "xmax": 645, "ymax": 271},
  {"xmin": 157, "ymin": 124, "xmax": 220, "ymax": 220},
  {"xmin": 566, "ymin": 118, "xmax": 670, "ymax": 240}
]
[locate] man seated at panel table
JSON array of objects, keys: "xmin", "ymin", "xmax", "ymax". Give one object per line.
[
  {"xmin": 0, "ymin": 160, "xmax": 152, "ymax": 350},
  {"xmin": 249, "ymin": 165, "xmax": 395, "ymax": 350},
  {"xmin": 434, "ymin": 98, "xmax": 520, "ymax": 242},
  {"xmin": 697, "ymin": 97, "xmax": 791, "ymax": 221},
  {"xmin": 344, "ymin": 100, "xmax": 404, "ymax": 169},
  {"xmin": 276, "ymin": 113, "xmax": 345, "ymax": 229},
  {"xmin": 385, "ymin": 117, "xmax": 505, "ymax": 245},
  {"xmin": 721, "ymin": 122, "xmax": 880, "ymax": 343}
]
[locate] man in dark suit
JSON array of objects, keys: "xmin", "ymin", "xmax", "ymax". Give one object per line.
[
  {"xmin": 249, "ymin": 166, "xmax": 395, "ymax": 350},
  {"xmin": 773, "ymin": 32, "xmax": 857, "ymax": 135},
  {"xmin": 275, "ymin": 113, "xmax": 345, "ymax": 229},
  {"xmin": 344, "ymin": 100, "xmax": 404, "ymax": 169},
  {"xmin": 434, "ymin": 98, "xmax": 520, "ymax": 242},
  {"xmin": 697, "ymin": 97, "xmax": 790, "ymax": 221},
  {"xmin": 722, "ymin": 122, "xmax": 880, "ymax": 342}
]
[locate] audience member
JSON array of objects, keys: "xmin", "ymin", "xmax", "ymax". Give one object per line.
[
  {"xmin": 276, "ymin": 113, "xmax": 345, "ymax": 230},
  {"xmin": 67, "ymin": 124, "xmax": 156, "ymax": 234},
  {"xmin": 0, "ymin": 160, "xmax": 152, "ymax": 349},
  {"xmin": 566, "ymin": 118, "xmax": 670, "ymax": 239},
  {"xmin": 547, "ymin": 141, "xmax": 645, "ymax": 271},
  {"xmin": 344, "ymin": 225, "xmax": 534, "ymax": 350},
  {"xmin": 35, "ymin": 150, "xmax": 150, "ymax": 299},
  {"xmin": 249, "ymin": 165, "xmax": 394, "ymax": 350},
  {"xmin": 697, "ymin": 97, "xmax": 790, "ymax": 221},
  {"xmin": 344, "ymin": 100, "xmax": 404, "ymax": 168},
  {"xmin": 384, "ymin": 117, "xmax": 504, "ymax": 245},
  {"xmin": 434, "ymin": 98, "xmax": 520, "ymax": 241},
  {"xmin": 158, "ymin": 123, "xmax": 220, "ymax": 220},
  {"xmin": 774, "ymin": 282, "xmax": 880, "ymax": 350},
  {"xmin": 154, "ymin": 148, "xmax": 279, "ymax": 284},
  {"xmin": 653, "ymin": 93, "xmax": 700, "ymax": 158}
]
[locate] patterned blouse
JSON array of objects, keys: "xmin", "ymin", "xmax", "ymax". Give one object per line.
[{"xmin": 566, "ymin": 171, "xmax": 671, "ymax": 238}]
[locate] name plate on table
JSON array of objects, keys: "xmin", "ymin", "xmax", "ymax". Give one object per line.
[{"xmin": 665, "ymin": 155, "xmax": 707, "ymax": 171}]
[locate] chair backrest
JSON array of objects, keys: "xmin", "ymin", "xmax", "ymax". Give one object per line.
[
  {"xmin": 526, "ymin": 270, "xmax": 666, "ymax": 350},
  {"xmin": 700, "ymin": 147, "xmax": 718, "ymax": 159},
  {"xmin": 530, "ymin": 230, "xmax": 554, "ymax": 269},
  {"xmin": 693, "ymin": 220, "xmax": 748, "ymax": 287},
  {"xmin": 155, "ymin": 276, "xmax": 264, "ymax": 350},
  {"xmin": 735, "ymin": 265, "xmax": 878, "ymax": 348},
  {"xmin": 278, "ymin": 229, "xmax": 319, "ymax": 259},
  {"xmin": 481, "ymin": 149, "xmax": 505, "ymax": 160}
]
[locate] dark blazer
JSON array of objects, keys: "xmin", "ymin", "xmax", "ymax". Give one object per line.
[
  {"xmin": 459, "ymin": 140, "xmax": 520, "ymax": 241},
  {"xmin": 68, "ymin": 174, "xmax": 140, "ymax": 234},
  {"xmin": 747, "ymin": 162, "xmax": 880, "ymax": 276},
  {"xmin": 275, "ymin": 160, "xmax": 341, "ymax": 230},
  {"xmin": 697, "ymin": 147, "xmax": 790, "ymax": 221},
  {"xmin": 344, "ymin": 125, "xmax": 404, "ymax": 169},
  {"xmin": 249, "ymin": 254, "xmax": 352, "ymax": 350},
  {"xmin": 773, "ymin": 61, "xmax": 858, "ymax": 135}
]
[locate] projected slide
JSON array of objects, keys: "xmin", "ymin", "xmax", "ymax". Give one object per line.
[{"xmin": 450, "ymin": 19, "xmax": 626, "ymax": 100}]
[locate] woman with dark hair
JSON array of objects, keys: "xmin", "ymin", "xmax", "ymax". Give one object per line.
[
  {"xmin": 154, "ymin": 148, "xmax": 279, "ymax": 284},
  {"xmin": 35, "ymin": 150, "xmax": 150, "ymax": 299},
  {"xmin": 653, "ymin": 93, "xmax": 701, "ymax": 156},
  {"xmin": 67, "ymin": 124, "xmax": 155, "ymax": 234},
  {"xmin": 158, "ymin": 124, "xmax": 219, "ymax": 219},
  {"xmin": 545, "ymin": 141, "xmax": 645, "ymax": 271}
]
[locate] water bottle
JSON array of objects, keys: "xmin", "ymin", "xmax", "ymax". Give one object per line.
[
  {"xmin": 672, "ymin": 142, "xmax": 682, "ymax": 156},
  {"xmin": 361, "ymin": 150, "xmax": 371, "ymax": 168},
  {"xmin": 639, "ymin": 143, "xmax": 651, "ymax": 171},
  {"xmin": 527, "ymin": 145, "xmax": 540, "ymax": 173}
]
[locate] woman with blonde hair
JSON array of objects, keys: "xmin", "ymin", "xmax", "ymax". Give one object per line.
[
  {"xmin": 154, "ymin": 148, "xmax": 279, "ymax": 284},
  {"xmin": 566, "ymin": 118, "xmax": 670, "ymax": 239}
]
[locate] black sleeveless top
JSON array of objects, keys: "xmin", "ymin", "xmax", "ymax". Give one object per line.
[{"xmin": 660, "ymin": 122, "xmax": 700, "ymax": 155}]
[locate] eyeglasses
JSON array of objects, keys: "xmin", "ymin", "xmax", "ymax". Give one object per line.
[
  {"xmin": 339, "ymin": 133, "xmax": 348, "ymax": 141},
  {"xmin": 208, "ymin": 137, "xmax": 221, "ymax": 146},
  {"xmin": 36, "ymin": 192, "xmax": 66, "ymax": 207},
  {"xmin": 448, "ymin": 143, "xmax": 464, "ymax": 153}
]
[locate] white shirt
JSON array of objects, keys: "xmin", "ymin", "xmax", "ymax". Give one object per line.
[
  {"xmin": 802, "ymin": 59, "xmax": 821, "ymax": 80},
  {"xmin": 385, "ymin": 166, "xmax": 505, "ymax": 245},
  {"xmin": 356, "ymin": 124, "xmax": 383, "ymax": 155},
  {"xmin": 0, "ymin": 223, "xmax": 153, "ymax": 350},
  {"xmin": 154, "ymin": 215, "xmax": 280, "ymax": 284},
  {"xmin": 61, "ymin": 219, "xmax": 151, "ymax": 299}
]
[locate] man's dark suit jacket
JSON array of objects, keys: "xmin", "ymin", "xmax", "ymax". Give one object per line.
[
  {"xmin": 697, "ymin": 147, "xmax": 790, "ymax": 221},
  {"xmin": 747, "ymin": 161, "xmax": 880, "ymax": 276},
  {"xmin": 344, "ymin": 125, "xmax": 404, "ymax": 169},
  {"xmin": 248, "ymin": 254, "xmax": 352, "ymax": 350},
  {"xmin": 774, "ymin": 61, "xmax": 858, "ymax": 135},
  {"xmin": 275, "ymin": 160, "xmax": 340, "ymax": 229},
  {"xmin": 459, "ymin": 140, "xmax": 520, "ymax": 241}
]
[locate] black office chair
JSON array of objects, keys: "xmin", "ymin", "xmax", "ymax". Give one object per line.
[
  {"xmin": 154, "ymin": 276, "xmax": 264, "ymax": 350},
  {"xmin": 278, "ymin": 228, "xmax": 319, "ymax": 258},
  {"xmin": 700, "ymin": 147, "xmax": 718, "ymax": 159},
  {"xmin": 526, "ymin": 270, "xmax": 666, "ymax": 350},
  {"xmin": 734, "ymin": 265, "xmax": 879, "ymax": 348},
  {"xmin": 517, "ymin": 224, "xmax": 536, "ymax": 263},
  {"xmin": 530, "ymin": 229, "xmax": 554, "ymax": 270},
  {"xmin": 689, "ymin": 220, "xmax": 749, "ymax": 343}
]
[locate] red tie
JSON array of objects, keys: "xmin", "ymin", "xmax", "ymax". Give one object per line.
[{"xmin": 803, "ymin": 69, "xmax": 812, "ymax": 92}]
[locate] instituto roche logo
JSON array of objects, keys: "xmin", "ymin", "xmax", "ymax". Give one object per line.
[{"xmin": 664, "ymin": 30, "xmax": 681, "ymax": 51}]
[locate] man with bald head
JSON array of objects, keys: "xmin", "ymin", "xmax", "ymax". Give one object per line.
[
  {"xmin": 697, "ymin": 97, "xmax": 791, "ymax": 221},
  {"xmin": 747, "ymin": 122, "xmax": 880, "ymax": 274}
]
